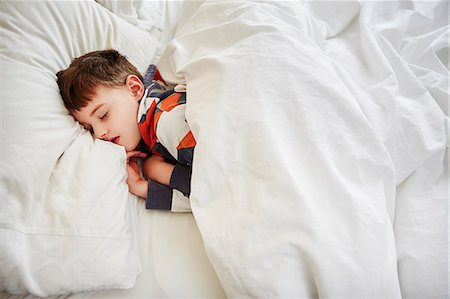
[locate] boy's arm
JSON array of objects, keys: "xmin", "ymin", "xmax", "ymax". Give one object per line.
[
  {"xmin": 126, "ymin": 155, "xmax": 191, "ymax": 212},
  {"xmin": 169, "ymin": 163, "xmax": 192, "ymax": 196},
  {"xmin": 126, "ymin": 157, "xmax": 175, "ymax": 210},
  {"xmin": 143, "ymin": 155, "xmax": 192, "ymax": 196},
  {"xmin": 143, "ymin": 155, "xmax": 175, "ymax": 186},
  {"xmin": 125, "ymin": 153, "xmax": 176, "ymax": 198}
]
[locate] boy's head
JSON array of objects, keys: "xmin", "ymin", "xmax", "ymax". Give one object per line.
[{"xmin": 57, "ymin": 49, "xmax": 145, "ymax": 151}]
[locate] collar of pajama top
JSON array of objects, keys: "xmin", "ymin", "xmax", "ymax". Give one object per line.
[
  {"xmin": 137, "ymin": 88, "xmax": 156, "ymax": 151},
  {"xmin": 137, "ymin": 64, "xmax": 187, "ymax": 153},
  {"xmin": 137, "ymin": 65, "xmax": 165, "ymax": 151}
]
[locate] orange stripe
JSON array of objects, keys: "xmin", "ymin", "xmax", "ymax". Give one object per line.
[
  {"xmin": 176, "ymin": 131, "xmax": 196, "ymax": 149},
  {"xmin": 138, "ymin": 100, "xmax": 157, "ymax": 149},
  {"xmin": 153, "ymin": 111, "xmax": 162, "ymax": 132},
  {"xmin": 160, "ymin": 93, "xmax": 181, "ymax": 112}
]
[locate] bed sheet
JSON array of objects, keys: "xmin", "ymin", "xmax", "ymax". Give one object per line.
[{"xmin": 1, "ymin": 206, "xmax": 226, "ymax": 299}]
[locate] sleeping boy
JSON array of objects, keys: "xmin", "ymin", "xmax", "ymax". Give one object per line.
[{"xmin": 57, "ymin": 49, "xmax": 195, "ymax": 212}]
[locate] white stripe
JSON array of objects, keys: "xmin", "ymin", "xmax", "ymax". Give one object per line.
[
  {"xmin": 171, "ymin": 190, "xmax": 191, "ymax": 212},
  {"xmin": 137, "ymin": 87, "xmax": 156, "ymax": 123},
  {"xmin": 156, "ymin": 105, "xmax": 190, "ymax": 159}
]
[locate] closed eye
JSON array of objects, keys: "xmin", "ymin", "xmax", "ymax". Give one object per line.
[{"xmin": 100, "ymin": 112, "xmax": 108, "ymax": 120}]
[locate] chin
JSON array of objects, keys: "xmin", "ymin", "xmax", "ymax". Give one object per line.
[
  {"xmin": 124, "ymin": 144, "xmax": 134, "ymax": 152},
  {"xmin": 124, "ymin": 141, "xmax": 140, "ymax": 152}
]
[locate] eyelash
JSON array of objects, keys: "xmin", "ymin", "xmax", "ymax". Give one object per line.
[{"xmin": 100, "ymin": 112, "xmax": 108, "ymax": 120}]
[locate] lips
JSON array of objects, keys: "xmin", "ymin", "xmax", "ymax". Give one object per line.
[{"xmin": 111, "ymin": 137, "xmax": 120, "ymax": 144}]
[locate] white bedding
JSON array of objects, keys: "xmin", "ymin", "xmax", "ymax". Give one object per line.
[
  {"xmin": 1, "ymin": 0, "xmax": 448, "ymax": 298},
  {"xmin": 0, "ymin": 0, "xmax": 223, "ymax": 297},
  {"xmin": 0, "ymin": 1, "xmax": 158, "ymax": 296},
  {"xmin": 157, "ymin": 0, "xmax": 448, "ymax": 297}
]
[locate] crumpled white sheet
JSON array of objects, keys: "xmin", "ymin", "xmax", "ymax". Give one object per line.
[
  {"xmin": 157, "ymin": 0, "xmax": 448, "ymax": 297},
  {"xmin": 307, "ymin": 1, "xmax": 448, "ymax": 297}
]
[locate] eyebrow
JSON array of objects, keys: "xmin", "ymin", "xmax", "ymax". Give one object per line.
[{"xmin": 90, "ymin": 104, "xmax": 104, "ymax": 117}]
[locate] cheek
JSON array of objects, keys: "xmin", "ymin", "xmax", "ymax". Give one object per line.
[
  {"xmin": 130, "ymin": 102, "xmax": 140, "ymax": 124},
  {"xmin": 125, "ymin": 103, "xmax": 140, "ymax": 133},
  {"xmin": 115, "ymin": 104, "xmax": 136, "ymax": 126}
]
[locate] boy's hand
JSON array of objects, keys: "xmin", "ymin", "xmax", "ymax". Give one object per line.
[
  {"xmin": 126, "ymin": 151, "xmax": 148, "ymax": 198},
  {"xmin": 126, "ymin": 151, "xmax": 147, "ymax": 161}
]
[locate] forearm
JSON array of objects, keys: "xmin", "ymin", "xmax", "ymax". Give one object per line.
[
  {"xmin": 142, "ymin": 155, "xmax": 192, "ymax": 198},
  {"xmin": 152, "ymin": 162, "xmax": 175, "ymax": 186},
  {"xmin": 143, "ymin": 156, "xmax": 175, "ymax": 186},
  {"xmin": 141, "ymin": 157, "xmax": 192, "ymax": 212},
  {"xmin": 128, "ymin": 179, "xmax": 148, "ymax": 198}
]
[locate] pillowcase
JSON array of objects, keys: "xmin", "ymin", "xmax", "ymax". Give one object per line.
[
  {"xmin": 96, "ymin": 0, "xmax": 164, "ymax": 40},
  {"xmin": 95, "ymin": 0, "xmax": 187, "ymax": 47},
  {"xmin": 0, "ymin": 0, "xmax": 161, "ymax": 296}
]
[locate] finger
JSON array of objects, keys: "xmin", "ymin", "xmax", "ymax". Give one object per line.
[
  {"xmin": 127, "ymin": 151, "xmax": 147, "ymax": 158},
  {"xmin": 128, "ymin": 159, "xmax": 140, "ymax": 172},
  {"xmin": 126, "ymin": 152, "xmax": 147, "ymax": 163},
  {"xmin": 126, "ymin": 151, "xmax": 146, "ymax": 157},
  {"xmin": 126, "ymin": 163, "xmax": 138, "ymax": 173}
]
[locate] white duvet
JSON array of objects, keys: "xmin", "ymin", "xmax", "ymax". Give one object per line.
[{"xmin": 157, "ymin": 1, "xmax": 448, "ymax": 297}]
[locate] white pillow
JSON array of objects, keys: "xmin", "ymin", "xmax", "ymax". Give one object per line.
[
  {"xmin": 95, "ymin": 0, "xmax": 165, "ymax": 40},
  {"xmin": 0, "ymin": 0, "xmax": 162, "ymax": 296},
  {"xmin": 96, "ymin": 0, "xmax": 187, "ymax": 47}
]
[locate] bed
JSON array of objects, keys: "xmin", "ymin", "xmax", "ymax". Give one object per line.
[{"xmin": 0, "ymin": 0, "xmax": 448, "ymax": 298}]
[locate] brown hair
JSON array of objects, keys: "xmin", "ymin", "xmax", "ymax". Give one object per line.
[{"xmin": 56, "ymin": 49, "xmax": 142, "ymax": 112}]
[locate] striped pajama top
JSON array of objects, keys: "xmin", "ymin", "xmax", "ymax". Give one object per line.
[{"xmin": 137, "ymin": 64, "xmax": 196, "ymax": 212}]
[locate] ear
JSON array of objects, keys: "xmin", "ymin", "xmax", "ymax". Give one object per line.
[{"xmin": 125, "ymin": 75, "xmax": 144, "ymax": 101}]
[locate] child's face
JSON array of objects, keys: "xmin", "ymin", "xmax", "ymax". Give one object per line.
[{"xmin": 72, "ymin": 77, "xmax": 144, "ymax": 152}]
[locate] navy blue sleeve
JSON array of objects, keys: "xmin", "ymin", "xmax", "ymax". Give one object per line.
[
  {"xmin": 169, "ymin": 163, "xmax": 192, "ymax": 196},
  {"xmin": 146, "ymin": 180, "xmax": 173, "ymax": 210}
]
